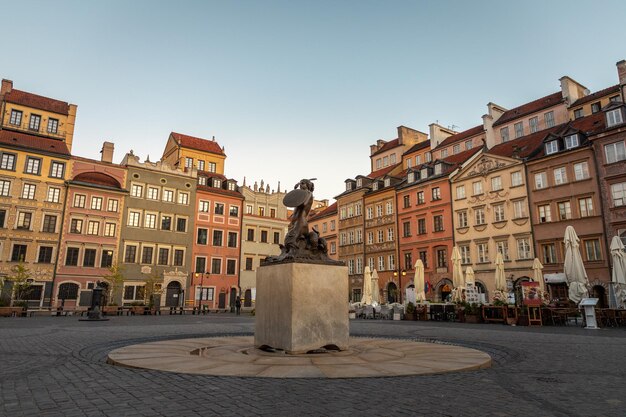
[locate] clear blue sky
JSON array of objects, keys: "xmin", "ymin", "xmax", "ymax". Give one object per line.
[{"xmin": 3, "ymin": 0, "xmax": 626, "ymax": 199}]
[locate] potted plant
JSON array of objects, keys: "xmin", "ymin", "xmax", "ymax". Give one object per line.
[
  {"xmin": 129, "ymin": 301, "xmax": 146, "ymax": 315},
  {"xmin": 404, "ymin": 302, "xmax": 416, "ymax": 320},
  {"xmin": 463, "ymin": 302, "xmax": 482, "ymax": 323},
  {"xmin": 348, "ymin": 308, "xmax": 356, "ymax": 319}
]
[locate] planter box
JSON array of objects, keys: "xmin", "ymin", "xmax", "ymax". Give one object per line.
[{"xmin": 464, "ymin": 314, "xmax": 480, "ymax": 323}]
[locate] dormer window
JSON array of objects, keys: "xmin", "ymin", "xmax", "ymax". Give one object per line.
[
  {"xmin": 421, "ymin": 168, "xmax": 428, "ymax": 178},
  {"xmin": 372, "ymin": 182, "xmax": 379, "ymax": 191},
  {"xmin": 228, "ymin": 182, "xmax": 236, "ymax": 191},
  {"xmin": 346, "ymin": 182, "xmax": 353, "ymax": 191},
  {"xmin": 434, "ymin": 164, "xmax": 442, "ymax": 175},
  {"xmin": 213, "ymin": 179, "xmax": 222, "ymax": 188},
  {"xmin": 384, "ymin": 178, "xmax": 390, "ymax": 187},
  {"xmin": 198, "ymin": 176, "xmax": 207, "ymax": 185},
  {"xmin": 564, "ymin": 134, "xmax": 579, "ymax": 149},
  {"xmin": 408, "ymin": 172, "xmax": 415, "ymax": 183},
  {"xmin": 545, "ymin": 140, "xmax": 559, "ymax": 155},
  {"xmin": 607, "ymin": 108, "xmax": 624, "ymax": 127},
  {"xmin": 356, "ymin": 178, "xmax": 362, "ymax": 187}
]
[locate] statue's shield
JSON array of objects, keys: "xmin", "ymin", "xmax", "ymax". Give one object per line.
[{"xmin": 283, "ymin": 189, "xmax": 311, "ymax": 207}]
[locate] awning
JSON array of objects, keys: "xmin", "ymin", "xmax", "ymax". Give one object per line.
[{"xmin": 544, "ymin": 273, "xmax": 567, "ymax": 283}]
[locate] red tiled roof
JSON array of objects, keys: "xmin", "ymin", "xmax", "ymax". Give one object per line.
[
  {"xmin": 492, "ymin": 92, "xmax": 563, "ymax": 127},
  {"xmin": 4, "ymin": 89, "xmax": 70, "ymax": 115},
  {"xmin": 439, "ymin": 146, "xmax": 482, "ymax": 166},
  {"xmin": 309, "ymin": 202, "xmax": 337, "ymax": 221},
  {"xmin": 571, "ymin": 84, "xmax": 620, "ymax": 107},
  {"xmin": 435, "ymin": 125, "xmax": 484, "ymax": 149},
  {"xmin": 197, "ymin": 185, "xmax": 243, "ymax": 199},
  {"xmin": 367, "ymin": 162, "xmax": 401, "ymax": 179},
  {"xmin": 171, "ymin": 132, "xmax": 225, "ymax": 156},
  {"xmin": 72, "ymin": 172, "xmax": 122, "ymax": 189},
  {"xmin": 371, "ymin": 138, "xmax": 400, "ymax": 157},
  {"xmin": 198, "ymin": 171, "xmax": 227, "ymax": 181},
  {"xmin": 0, "ymin": 130, "xmax": 70, "ymax": 156},
  {"xmin": 403, "ymin": 140, "xmax": 430, "ymax": 155}
]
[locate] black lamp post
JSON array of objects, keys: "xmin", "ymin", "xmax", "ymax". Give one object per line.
[
  {"xmin": 393, "ymin": 269, "xmax": 407, "ymax": 303},
  {"xmin": 195, "ymin": 271, "xmax": 210, "ymax": 311}
]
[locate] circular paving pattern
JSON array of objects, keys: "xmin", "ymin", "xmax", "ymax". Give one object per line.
[{"xmin": 107, "ymin": 336, "xmax": 491, "ymax": 378}]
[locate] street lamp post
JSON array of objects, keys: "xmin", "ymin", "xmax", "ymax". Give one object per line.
[
  {"xmin": 393, "ymin": 269, "xmax": 407, "ymax": 303},
  {"xmin": 195, "ymin": 271, "xmax": 210, "ymax": 311}
]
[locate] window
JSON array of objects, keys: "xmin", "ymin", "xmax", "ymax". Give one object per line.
[
  {"xmin": 70, "ymin": 218, "xmax": 82, "ymax": 233},
  {"xmin": 553, "ymin": 167, "xmax": 567, "ymax": 185},
  {"xmin": 131, "ymin": 184, "xmax": 143, "ymax": 198},
  {"xmin": 402, "ymin": 221, "xmax": 411, "ymax": 237},
  {"xmin": 573, "ymin": 161, "xmax": 589, "ymax": 180},
  {"xmin": 367, "ymin": 232, "xmax": 373, "ymax": 245},
  {"xmin": 384, "ymin": 178, "xmax": 391, "ymax": 187},
  {"xmin": 83, "ymin": 249, "xmax": 96, "ymax": 267},
  {"xmin": 472, "ymin": 181, "xmax": 483, "ymax": 195},
  {"xmin": 545, "ymin": 111, "xmax": 555, "ymax": 128},
  {"xmin": 500, "ymin": 127, "xmax": 509, "ymax": 142},
  {"xmin": 178, "ymin": 192, "xmax": 189, "ymax": 205},
  {"xmin": 104, "ymin": 222, "xmax": 116, "ymax": 237},
  {"xmin": 557, "ymin": 201, "xmax": 572, "ymax": 220},
  {"xmin": 211, "ymin": 258, "xmax": 221, "ymax": 274},
  {"xmin": 213, "ymin": 179, "xmax": 222, "ymax": 189},
  {"xmin": 273, "ymin": 232, "xmax": 280, "ymax": 244},
  {"xmin": 348, "ymin": 259, "xmax": 354, "ymax": 274},
  {"xmin": 185, "ymin": 157, "xmax": 193, "ymax": 169},
  {"xmin": 247, "ymin": 229, "xmax": 254, "ymax": 241},
  {"xmin": 611, "ymin": 182, "xmax": 626, "ymax": 206},
  {"xmin": 65, "ymin": 247, "xmax": 79, "ymax": 266},
  {"xmin": 377, "ymin": 230, "xmax": 383, "ymax": 243},
  {"xmin": 229, "ymin": 206, "xmax": 239, "ymax": 217},
  {"xmin": 270, "ymin": 208, "xmax": 277, "ymax": 218},
  {"xmin": 607, "ymin": 109, "xmax": 624, "ymax": 127},
  {"xmin": 246, "ymin": 205, "xmax": 253, "ymax": 215},
  {"xmin": 564, "ymin": 134, "xmax": 579, "ymax": 149},
  {"xmin": 161, "ymin": 215, "xmax": 172, "ymax": 230},
  {"xmin": 466, "ymin": 140, "xmax": 473, "ymax": 150},
  {"xmin": 29, "ymin": 114, "xmax": 41, "ymax": 131},
  {"xmin": 378, "ymin": 256, "xmax": 385, "ymax": 271},
  {"xmin": 198, "ymin": 160, "xmax": 205, "ymax": 171},
  {"xmin": 383, "ymin": 156, "xmax": 389, "ymax": 167},
  {"xmin": 224, "ymin": 259, "xmax": 236, "ymax": 275},
  {"xmin": 545, "ymin": 141, "xmax": 558, "ymax": 155},
  {"xmin": 604, "ymin": 141, "xmax": 626, "ymax": 164},
  {"xmin": 584, "ymin": 239, "xmax": 602, "ymax": 261},
  {"xmin": 529, "ymin": 116, "xmax": 538, "ymax": 133},
  {"xmin": 376, "ymin": 205, "xmax": 383, "ymax": 217},
  {"xmin": 208, "ymin": 162, "xmax": 216, "ymax": 173},
  {"xmin": 47, "ymin": 118, "xmax": 59, "ymax": 134},
  {"xmin": 0, "ymin": 153, "xmax": 16, "ymax": 170},
  {"xmin": 386, "ymin": 201, "xmax": 393, "ymax": 214},
  {"xmin": 432, "ymin": 187, "xmax": 441, "ymax": 201},
  {"xmin": 196, "ymin": 257, "xmax": 207, "ymax": 273},
  {"xmin": 418, "ymin": 218, "xmax": 426, "ymax": 235},
  {"xmin": 517, "ymin": 238, "xmax": 531, "ymax": 259},
  {"xmin": 163, "ymin": 189, "xmax": 174, "ymax": 202},
  {"xmin": 176, "ymin": 217, "xmax": 187, "ymax": 232},
  {"xmin": 197, "ymin": 228, "xmax": 208, "ymax": 245},
  {"xmin": 47, "ymin": 187, "xmax": 61, "ymax": 203},
  {"xmin": 0, "ymin": 209, "xmax": 6, "ymax": 227},
  {"xmin": 591, "ymin": 102, "xmax": 601, "ymax": 114},
  {"xmin": 124, "ymin": 245, "xmax": 137, "ymax": 263},
  {"xmin": 419, "ymin": 251, "xmax": 428, "ymax": 268},
  {"xmin": 416, "ymin": 154, "xmax": 422, "ymax": 165},
  {"xmin": 573, "ymin": 109, "xmax": 584, "ymax": 119},
  {"xmin": 41, "ymin": 215, "xmax": 57, "ymax": 233},
  {"xmin": 198, "ymin": 176, "xmax": 207, "ymax": 186},
  {"xmin": 25, "ymin": 157, "xmax": 41, "ymax": 175},
  {"xmin": 403, "ymin": 195, "xmax": 410, "ymax": 208},
  {"xmin": 434, "ymin": 215, "xmax": 444, "ymax": 232},
  {"xmin": 50, "ymin": 161, "xmax": 64, "ymax": 178},
  {"xmin": 456, "ymin": 185, "xmax": 465, "ymax": 199},
  {"xmin": 417, "ymin": 191, "xmax": 425, "ymax": 204},
  {"xmin": 510, "ymin": 171, "xmax": 522, "ymax": 187},
  {"xmin": 542, "ymin": 244, "xmax": 557, "ymax": 264},
  {"xmin": 460, "ymin": 245, "xmax": 470, "ymax": 264},
  {"xmin": 477, "ymin": 243, "xmax": 488, "ymax": 263},
  {"xmin": 388, "ymin": 254, "xmax": 395, "ymax": 270},
  {"xmin": 214, "ymin": 203, "xmax": 225, "ymax": 215},
  {"xmin": 228, "ymin": 232, "xmax": 238, "ymax": 247},
  {"xmin": 494, "ymin": 204, "xmax": 505, "ymax": 222},
  {"xmin": 538, "ymin": 204, "xmax": 552, "ymax": 223},
  {"xmin": 514, "ymin": 122, "xmax": 523, "ymax": 138},
  {"xmin": 0, "ymin": 180, "xmax": 10, "ymax": 196},
  {"xmin": 107, "ymin": 199, "xmax": 118, "ymax": 212},
  {"xmin": 141, "ymin": 247, "xmax": 154, "ymax": 264},
  {"xmin": 17, "ymin": 212, "xmax": 32, "ymax": 229},
  {"xmin": 147, "ymin": 187, "xmax": 159, "ymax": 200},
  {"xmin": 123, "ymin": 285, "xmax": 145, "ymax": 301},
  {"xmin": 453, "ymin": 144, "xmax": 460, "ymax": 155},
  {"xmin": 475, "ymin": 208, "xmax": 485, "ymax": 225},
  {"xmin": 199, "ymin": 200, "xmax": 210, "ymax": 213},
  {"xmin": 9, "ymin": 109, "xmax": 22, "ymax": 126},
  {"xmin": 245, "ymin": 257, "xmax": 253, "ymax": 271},
  {"xmin": 87, "ymin": 220, "xmax": 99, "ymax": 235},
  {"xmin": 260, "ymin": 230, "xmax": 268, "ymax": 243},
  {"xmin": 387, "ymin": 227, "xmax": 394, "ymax": 241},
  {"xmin": 101, "ymin": 250, "xmax": 114, "ymax": 268},
  {"xmin": 330, "ymin": 220, "xmax": 335, "ymax": 231},
  {"xmin": 173, "ymin": 249, "xmax": 184, "ymax": 266},
  {"xmin": 535, "ymin": 172, "xmax": 547, "ymax": 189},
  {"xmin": 91, "ymin": 196, "xmax": 103, "ymax": 210},
  {"xmin": 128, "ymin": 211, "xmax": 141, "ymax": 227},
  {"xmin": 38, "ymin": 246, "xmax": 53, "ymax": 263},
  {"xmin": 579, "ymin": 197, "xmax": 594, "ymax": 217},
  {"xmin": 496, "ymin": 241, "xmax": 509, "ymax": 261},
  {"xmin": 21, "ymin": 184, "xmax": 36, "ymax": 199},
  {"xmin": 440, "ymin": 149, "xmax": 448, "ymax": 158},
  {"xmin": 491, "ymin": 176, "xmax": 502, "ymax": 191},
  {"xmin": 158, "ymin": 248, "xmax": 169, "ymax": 265},
  {"xmin": 457, "ymin": 211, "xmax": 468, "ymax": 228},
  {"xmin": 144, "ymin": 213, "xmax": 157, "ymax": 229}
]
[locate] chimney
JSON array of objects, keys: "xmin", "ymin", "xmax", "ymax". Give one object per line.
[
  {"xmin": 1, "ymin": 79, "xmax": 13, "ymax": 95},
  {"xmin": 559, "ymin": 76, "xmax": 587, "ymax": 105},
  {"xmin": 100, "ymin": 142, "xmax": 114, "ymax": 163},
  {"xmin": 617, "ymin": 60, "xmax": 626, "ymax": 100}
]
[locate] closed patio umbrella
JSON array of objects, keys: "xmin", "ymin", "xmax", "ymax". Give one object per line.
[
  {"xmin": 494, "ymin": 252, "xmax": 507, "ymax": 292},
  {"xmin": 371, "ymin": 269, "xmax": 380, "ymax": 304},
  {"xmin": 564, "ymin": 225, "xmax": 589, "ymax": 304},
  {"xmin": 360, "ymin": 266, "xmax": 372, "ymax": 305},
  {"xmin": 451, "ymin": 246, "xmax": 464, "ymax": 302},
  {"xmin": 532, "ymin": 258, "xmax": 545, "ymax": 294},
  {"xmin": 414, "ymin": 259, "xmax": 426, "ymax": 302},
  {"xmin": 610, "ymin": 236, "xmax": 626, "ymax": 308},
  {"xmin": 465, "ymin": 266, "xmax": 475, "ymax": 284}
]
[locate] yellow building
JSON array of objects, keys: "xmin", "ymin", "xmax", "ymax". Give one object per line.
[
  {"xmin": 161, "ymin": 132, "xmax": 226, "ymax": 175},
  {"xmin": 0, "ymin": 79, "xmax": 76, "ymax": 307}
]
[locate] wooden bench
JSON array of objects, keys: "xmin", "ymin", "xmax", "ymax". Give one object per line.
[{"xmin": 0, "ymin": 307, "xmax": 27, "ymax": 317}]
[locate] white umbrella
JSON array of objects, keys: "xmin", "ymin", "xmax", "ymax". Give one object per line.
[
  {"xmin": 360, "ymin": 266, "xmax": 372, "ymax": 305},
  {"xmin": 494, "ymin": 252, "xmax": 507, "ymax": 292},
  {"xmin": 371, "ymin": 269, "xmax": 380, "ymax": 304},
  {"xmin": 465, "ymin": 266, "xmax": 475, "ymax": 284},
  {"xmin": 610, "ymin": 236, "xmax": 626, "ymax": 308},
  {"xmin": 532, "ymin": 258, "xmax": 545, "ymax": 294},
  {"xmin": 451, "ymin": 247, "xmax": 464, "ymax": 302},
  {"xmin": 564, "ymin": 225, "xmax": 589, "ymax": 304},
  {"xmin": 414, "ymin": 259, "xmax": 425, "ymax": 302}
]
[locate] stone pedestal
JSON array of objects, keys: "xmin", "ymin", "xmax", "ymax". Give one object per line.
[{"xmin": 254, "ymin": 262, "xmax": 349, "ymax": 354}]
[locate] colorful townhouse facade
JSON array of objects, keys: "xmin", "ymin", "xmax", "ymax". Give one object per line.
[{"xmin": 308, "ymin": 202, "xmax": 338, "ymax": 261}]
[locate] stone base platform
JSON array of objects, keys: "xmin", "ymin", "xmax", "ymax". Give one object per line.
[{"xmin": 107, "ymin": 336, "xmax": 491, "ymax": 378}]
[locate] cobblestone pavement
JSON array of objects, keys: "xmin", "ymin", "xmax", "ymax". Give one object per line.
[{"xmin": 0, "ymin": 315, "xmax": 624, "ymax": 417}]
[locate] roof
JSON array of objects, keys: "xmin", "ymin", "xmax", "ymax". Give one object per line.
[
  {"xmin": 367, "ymin": 163, "xmax": 401, "ymax": 179},
  {"xmin": 197, "ymin": 185, "xmax": 243, "ymax": 199},
  {"xmin": 371, "ymin": 138, "xmax": 400, "ymax": 157},
  {"xmin": 171, "ymin": 132, "xmax": 225, "ymax": 156},
  {"xmin": 198, "ymin": 171, "xmax": 227, "ymax": 181},
  {"xmin": 0, "ymin": 130, "xmax": 70, "ymax": 156},
  {"xmin": 403, "ymin": 140, "xmax": 431, "ymax": 155},
  {"xmin": 309, "ymin": 202, "xmax": 337, "ymax": 221},
  {"xmin": 72, "ymin": 172, "xmax": 123, "ymax": 189},
  {"xmin": 435, "ymin": 125, "xmax": 484, "ymax": 149},
  {"xmin": 492, "ymin": 92, "xmax": 563, "ymax": 127},
  {"xmin": 4, "ymin": 89, "xmax": 70, "ymax": 115},
  {"xmin": 439, "ymin": 146, "xmax": 482, "ymax": 166},
  {"xmin": 570, "ymin": 84, "xmax": 620, "ymax": 107}
]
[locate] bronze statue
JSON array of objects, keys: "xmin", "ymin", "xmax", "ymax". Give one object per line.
[{"xmin": 263, "ymin": 179, "xmax": 342, "ymax": 265}]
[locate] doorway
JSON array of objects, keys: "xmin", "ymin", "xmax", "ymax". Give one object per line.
[{"xmin": 165, "ymin": 281, "xmax": 182, "ymax": 307}]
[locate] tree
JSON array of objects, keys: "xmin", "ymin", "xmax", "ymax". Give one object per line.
[
  {"xmin": 9, "ymin": 262, "xmax": 32, "ymax": 306},
  {"xmin": 104, "ymin": 264, "xmax": 125, "ymax": 305},
  {"xmin": 143, "ymin": 269, "xmax": 163, "ymax": 308}
]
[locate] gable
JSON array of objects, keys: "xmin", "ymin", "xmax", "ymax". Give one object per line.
[{"xmin": 452, "ymin": 152, "xmax": 519, "ymax": 182}]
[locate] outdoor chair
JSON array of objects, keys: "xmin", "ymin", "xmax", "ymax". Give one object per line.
[
  {"xmin": 379, "ymin": 306, "xmax": 392, "ymax": 320},
  {"xmin": 363, "ymin": 306, "xmax": 374, "ymax": 319}
]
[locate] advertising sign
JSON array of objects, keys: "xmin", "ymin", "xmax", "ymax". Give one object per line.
[{"xmin": 521, "ymin": 281, "xmax": 541, "ymax": 306}]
